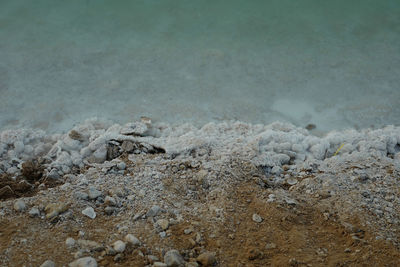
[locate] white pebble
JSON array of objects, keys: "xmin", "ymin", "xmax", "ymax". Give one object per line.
[
  {"xmin": 82, "ymin": 207, "xmax": 96, "ymax": 219},
  {"xmin": 112, "ymin": 240, "xmax": 126, "ymax": 253}
]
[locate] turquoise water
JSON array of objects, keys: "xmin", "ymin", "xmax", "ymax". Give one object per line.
[{"xmin": 1, "ymin": 0, "xmax": 399, "ymax": 132}]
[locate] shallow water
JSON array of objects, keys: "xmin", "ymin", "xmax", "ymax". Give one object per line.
[{"xmin": 1, "ymin": 0, "xmax": 399, "ymax": 133}]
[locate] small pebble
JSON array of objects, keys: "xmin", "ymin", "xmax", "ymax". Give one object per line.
[
  {"xmin": 104, "ymin": 206, "xmax": 117, "ymax": 215},
  {"xmin": 252, "ymin": 213, "xmax": 263, "ymax": 223},
  {"xmin": 114, "ymin": 253, "xmax": 124, "ymax": 262},
  {"xmin": 164, "ymin": 250, "xmax": 185, "ymax": 267},
  {"xmin": 75, "ymin": 191, "xmax": 89, "ymax": 200},
  {"xmin": 105, "ymin": 246, "xmax": 117, "ymax": 256},
  {"xmin": 124, "ymin": 234, "xmax": 141, "ymax": 246},
  {"xmin": 196, "ymin": 252, "xmax": 216, "ymax": 266},
  {"xmin": 66, "ymin": 237, "xmax": 76, "ymax": 248},
  {"xmin": 104, "ymin": 196, "xmax": 116, "ymax": 206},
  {"xmin": 82, "ymin": 207, "xmax": 96, "ymax": 219},
  {"xmin": 184, "ymin": 228, "xmax": 193, "ymax": 235},
  {"xmin": 112, "ymin": 240, "xmax": 126, "ymax": 253},
  {"xmin": 156, "ymin": 219, "xmax": 169, "ymax": 231},
  {"xmin": 47, "ymin": 169, "xmax": 60, "ymax": 179},
  {"xmin": 146, "ymin": 205, "xmax": 161, "ymax": 217},
  {"xmin": 88, "ymin": 187, "xmax": 102, "ymax": 200},
  {"xmin": 117, "ymin": 162, "xmax": 126, "ymax": 170},
  {"xmin": 69, "ymin": 256, "xmax": 97, "ymax": 267},
  {"xmin": 28, "ymin": 207, "xmax": 40, "ymax": 217},
  {"xmin": 14, "ymin": 199, "xmax": 26, "ymax": 212}
]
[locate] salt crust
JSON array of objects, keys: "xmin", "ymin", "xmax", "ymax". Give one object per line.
[{"xmin": 0, "ymin": 118, "xmax": 399, "ymax": 176}]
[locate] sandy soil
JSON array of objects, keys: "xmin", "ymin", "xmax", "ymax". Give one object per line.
[{"xmin": 1, "ymin": 152, "xmax": 399, "ymax": 267}]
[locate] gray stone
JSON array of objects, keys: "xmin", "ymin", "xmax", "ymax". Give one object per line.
[
  {"xmin": 105, "ymin": 246, "xmax": 117, "ymax": 256},
  {"xmin": 75, "ymin": 191, "xmax": 89, "ymax": 200},
  {"xmin": 48, "ymin": 169, "xmax": 60, "ymax": 179},
  {"xmin": 184, "ymin": 228, "xmax": 193, "ymax": 235},
  {"xmin": 77, "ymin": 239, "xmax": 104, "ymax": 252},
  {"xmin": 28, "ymin": 207, "xmax": 40, "ymax": 217},
  {"xmin": 124, "ymin": 234, "xmax": 141, "ymax": 246},
  {"xmin": 164, "ymin": 249, "xmax": 185, "ymax": 267},
  {"xmin": 14, "ymin": 199, "xmax": 26, "ymax": 212},
  {"xmin": 104, "ymin": 196, "xmax": 116, "ymax": 206},
  {"xmin": 112, "ymin": 240, "xmax": 126, "ymax": 253},
  {"xmin": 88, "ymin": 187, "xmax": 102, "ymax": 200},
  {"xmin": 40, "ymin": 260, "xmax": 56, "ymax": 267},
  {"xmin": 105, "ymin": 206, "xmax": 117, "ymax": 215},
  {"xmin": 153, "ymin": 262, "xmax": 168, "ymax": 267},
  {"xmin": 82, "ymin": 207, "xmax": 96, "ymax": 219},
  {"xmin": 117, "ymin": 162, "xmax": 126, "ymax": 170},
  {"xmin": 146, "ymin": 205, "xmax": 161, "ymax": 217},
  {"xmin": 66, "ymin": 237, "xmax": 76, "ymax": 248},
  {"xmin": 68, "ymin": 256, "xmax": 97, "ymax": 267}
]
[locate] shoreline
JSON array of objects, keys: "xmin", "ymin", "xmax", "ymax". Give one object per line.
[{"xmin": 1, "ymin": 118, "xmax": 400, "ymax": 265}]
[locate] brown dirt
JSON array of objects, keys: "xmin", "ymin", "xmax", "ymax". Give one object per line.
[{"xmin": 1, "ymin": 176, "xmax": 399, "ymax": 267}]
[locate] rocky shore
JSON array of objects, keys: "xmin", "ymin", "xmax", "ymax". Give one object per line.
[{"xmin": 1, "ymin": 118, "xmax": 399, "ymax": 266}]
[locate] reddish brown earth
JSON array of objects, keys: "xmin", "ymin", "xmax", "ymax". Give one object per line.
[{"xmin": 1, "ymin": 176, "xmax": 399, "ymax": 267}]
